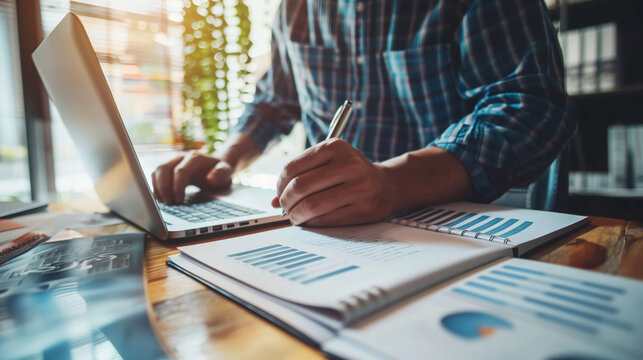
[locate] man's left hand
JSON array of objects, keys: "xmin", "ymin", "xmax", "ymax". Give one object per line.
[{"xmin": 273, "ymin": 138, "xmax": 396, "ymax": 227}]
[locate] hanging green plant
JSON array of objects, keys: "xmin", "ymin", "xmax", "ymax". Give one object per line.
[{"xmin": 180, "ymin": 0, "xmax": 253, "ymax": 153}]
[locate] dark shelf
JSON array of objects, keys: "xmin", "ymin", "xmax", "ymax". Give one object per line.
[
  {"xmin": 550, "ymin": 0, "xmax": 643, "ymax": 219},
  {"xmin": 570, "ymin": 85, "xmax": 643, "ymax": 102},
  {"xmin": 568, "ymin": 85, "xmax": 643, "ymax": 173},
  {"xmin": 571, "ymin": 85, "xmax": 643, "ymax": 126},
  {"xmin": 549, "ymin": 0, "xmax": 643, "ymax": 30},
  {"xmin": 568, "ymin": 194, "xmax": 643, "ymax": 222}
]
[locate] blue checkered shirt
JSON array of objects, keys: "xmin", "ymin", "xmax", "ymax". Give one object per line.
[{"xmin": 232, "ymin": 0, "xmax": 575, "ymax": 201}]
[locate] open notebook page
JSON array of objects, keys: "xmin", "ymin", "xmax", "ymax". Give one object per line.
[
  {"xmin": 391, "ymin": 202, "xmax": 587, "ymax": 255},
  {"xmin": 326, "ymin": 258, "xmax": 643, "ymax": 360},
  {"xmin": 178, "ymin": 223, "xmax": 509, "ymax": 323}
]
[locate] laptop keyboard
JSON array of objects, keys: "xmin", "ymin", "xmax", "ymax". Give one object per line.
[{"xmin": 158, "ymin": 199, "xmax": 263, "ymax": 223}]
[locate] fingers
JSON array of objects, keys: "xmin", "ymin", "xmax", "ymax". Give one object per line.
[
  {"xmin": 287, "ymin": 181, "xmax": 366, "ymax": 225},
  {"xmin": 152, "ymin": 155, "xmax": 184, "ymax": 204},
  {"xmin": 151, "ymin": 151, "xmax": 229, "ymax": 205},
  {"xmin": 275, "ymin": 139, "xmax": 397, "ymax": 227},
  {"xmin": 276, "ymin": 138, "xmax": 350, "ymax": 196},
  {"xmin": 172, "ymin": 152, "xmax": 220, "ymax": 204},
  {"xmin": 279, "ymin": 163, "xmax": 353, "ymax": 214},
  {"xmin": 205, "ymin": 161, "xmax": 233, "ymax": 188}
]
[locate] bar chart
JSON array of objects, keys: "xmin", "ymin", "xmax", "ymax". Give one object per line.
[
  {"xmin": 450, "ymin": 262, "xmax": 633, "ymax": 337},
  {"xmin": 393, "ymin": 208, "xmax": 534, "ymax": 239},
  {"xmin": 227, "ymin": 244, "xmax": 359, "ymax": 285}
]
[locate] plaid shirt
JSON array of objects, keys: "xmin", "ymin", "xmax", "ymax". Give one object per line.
[{"xmin": 232, "ymin": 0, "xmax": 575, "ymax": 201}]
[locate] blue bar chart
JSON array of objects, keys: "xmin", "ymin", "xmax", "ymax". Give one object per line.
[
  {"xmin": 228, "ymin": 244, "xmax": 359, "ymax": 285},
  {"xmin": 394, "ymin": 208, "xmax": 534, "ymax": 239},
  {"xmin": 451, "ymin": 263, "xmax": 633, "ymax": 336}
]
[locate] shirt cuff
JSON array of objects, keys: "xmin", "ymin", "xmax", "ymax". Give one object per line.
[{"xmin": 429, "ymin": 141, "xmax": 507, "ymax": 202}]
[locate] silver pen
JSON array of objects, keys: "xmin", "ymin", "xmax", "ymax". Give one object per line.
[
  {"xmin": 327, "ymin": 100, "xmax": 353, "ymax": 140},
  {"xmin": 282, "ymin": 99, "xmax": 354, "ymax": 216}
]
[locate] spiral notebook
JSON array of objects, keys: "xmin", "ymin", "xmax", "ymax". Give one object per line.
[
  {"xmin": 322, "ymin": 258, "xmax": 643, "ymax": 359},
  {"xmin": 389, "ymin": 202, "xmax": 588, "ymax": 256},
  {"xmin": 167, "ymin": 202, "xmax": 592, "ymax": 355}
]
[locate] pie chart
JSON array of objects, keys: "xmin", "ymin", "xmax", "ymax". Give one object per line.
[{"xmin": 441, "ymin": 311, "xmax": 512, "ymax": 340}]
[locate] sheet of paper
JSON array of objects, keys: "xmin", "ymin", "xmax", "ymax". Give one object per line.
[
  {"xmin": 0, "ymin": 234, "xmax": 166, "ymax": 360},
  {"xmin": 170, "ymin": 254, "xmax": 338, "ymax": 343},
  {"xmin": 0, "ymin": 212, "xmax": 124, "ymax": 245},
  {"xmin": 328, "ymin": 258, "xmax": 643, "ymax": 360},
  {"xmin": 392, "ymin": 202, "xmax": 587, "ymax": 246},
  {"xmin": 179, "ymin": 223, "xmax": 507, "ymax": 312}
]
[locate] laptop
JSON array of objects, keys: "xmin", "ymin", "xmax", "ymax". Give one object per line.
[
  {"xmin": 32, "ymin": 13, "xmax": 285, "ymax": 240},
  {"xmin": 0, "ymin": 201, "xmax": 48, "ymax": 218}
]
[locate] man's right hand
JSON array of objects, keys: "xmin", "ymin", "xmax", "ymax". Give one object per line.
[{"xmin": 151, "ymin": 151, "xmax": 234, "ymax": 205}]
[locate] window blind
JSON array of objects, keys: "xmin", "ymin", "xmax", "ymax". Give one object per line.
[{"xmin": 40, "ymin": 0, "xmax": 183, "ymax": 144}]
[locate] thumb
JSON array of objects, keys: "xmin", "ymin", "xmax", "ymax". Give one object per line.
[{"xmin": 205, "ymin": 161, "xmax": 233, "ymax": 188}]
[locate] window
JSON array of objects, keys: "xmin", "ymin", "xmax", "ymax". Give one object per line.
[
  {"xmin": 40, "ymin": 0, "xmax": 185, "ymax": 199},
  {"xmin": 0, "ymin": 0, "xmax": 286, "ymax": 202},
  {"xmin": 37, "ymin": 0, "xmax": 286, "ymax": 199},
  {"xmin": 0, "ymin": 0, "xmax": 30, "ymax": 201}
]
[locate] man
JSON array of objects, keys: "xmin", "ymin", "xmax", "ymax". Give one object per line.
[{"xmin": 152, "ymin": 0, "xmax": 575, "ymax": 227}]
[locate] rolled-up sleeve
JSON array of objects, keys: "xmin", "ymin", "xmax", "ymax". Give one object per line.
[
  {"xmin": 430, "ymin": 0, "xmax": 576, "ymax": 201},
  {"xmin": 230, "ymin": 8, "xmax": 300, "ymax": 151}
]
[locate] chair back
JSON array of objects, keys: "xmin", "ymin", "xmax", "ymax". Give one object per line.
[{"xmin": 491, "ymin": 151, "xmax": 569, "ymax": 211}]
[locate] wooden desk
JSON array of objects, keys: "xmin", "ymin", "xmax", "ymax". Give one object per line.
[{"xmin": 50, "ymin": 201, "xmax": 643, "ymax": 360}]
